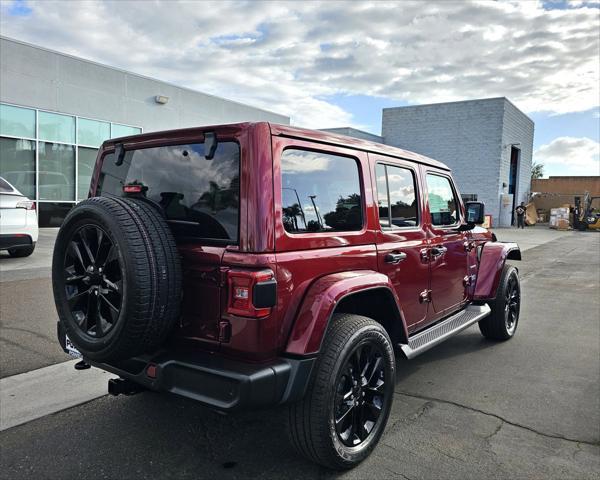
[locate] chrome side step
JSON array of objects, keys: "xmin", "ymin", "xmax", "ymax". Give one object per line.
[{"xmin": 401, "ymin": 304, "xmax": 491, "ymax": 359}]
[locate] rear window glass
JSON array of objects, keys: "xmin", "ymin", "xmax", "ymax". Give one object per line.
[
  {"xmin": 281, "ymin": 149, "xmax": 363, "ymax": 233},
  {"xmin": 96, "ymin": 142, "xmax": 240, "ymax": 243},
  {"xmin": 0, "ymin": 177, "xmax": 15, "ymax": 193}
]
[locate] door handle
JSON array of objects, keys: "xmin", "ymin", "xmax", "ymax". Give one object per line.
[
  {"xmin": 430, "ymin": 246, "xmax": 448, "ymax": 257},
  {"xmin": 384, "ymin": 252, "xmax": 407, "ymax": 264}
]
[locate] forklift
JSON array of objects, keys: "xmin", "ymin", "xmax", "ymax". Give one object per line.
[{"xmin": 574, "ymin": 193, "xmax": 600, "ymax": 231}]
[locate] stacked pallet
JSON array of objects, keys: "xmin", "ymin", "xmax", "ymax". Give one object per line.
[{"xmin": 549, "ymin": 207, "xmax": 570, "ymax": 230}]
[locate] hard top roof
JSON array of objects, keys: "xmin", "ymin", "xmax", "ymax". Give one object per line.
[{"xmin": 104, "ymin": 122, "xmax": 449, "ymax": 171}]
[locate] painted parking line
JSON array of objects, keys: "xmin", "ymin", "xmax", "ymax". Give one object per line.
[{"xmin": 0, "ymin": 359, "xmax": 114, "ymax": 431}]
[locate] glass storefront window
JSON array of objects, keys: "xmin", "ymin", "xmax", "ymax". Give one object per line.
[
  {"xmin": 111, "ymin": 123, "xmax": 141, "ymax": 138},
  {"xmin": 78, "ymin": 118, "xmax": 110, "ymax": 147},
  {"xmin": 39, "ymin": 111, "xmax": 75, "ymax": 144},
  {"xmin": 0, "ymin": 137, "xmax": 36, "ymax": 199},
  {"xmin": 38, "ymin": 142, "xmax": 75, "ymax": 201},
  {"xmin": 0, "ymin": 104, "xmax": 35, "ymax": 139},
  {"xmin": 0, "ymin": 103, "xmax": 141, "ymax": 225},
  {"xmin": 78, "ymin": 147, "xmax": 98, "ymax": 200}
]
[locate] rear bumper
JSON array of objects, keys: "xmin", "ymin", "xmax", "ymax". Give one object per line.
[
  {"xmin": 57, "ymin": 322, "xmax": 314, "ymax": 411},
  {"xmin": 0, "ymin": 234, "xmax": 33, "ymax": 250}
]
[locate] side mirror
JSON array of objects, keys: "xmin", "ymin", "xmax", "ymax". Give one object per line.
[{"xmin": 465, "ymin": 201, "xmax": 485, "ymax": 225}]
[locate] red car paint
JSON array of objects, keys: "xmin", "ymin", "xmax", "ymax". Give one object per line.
[{"xmin": 91, "ymin": 122, "xmax": 518, "ymax": 363}]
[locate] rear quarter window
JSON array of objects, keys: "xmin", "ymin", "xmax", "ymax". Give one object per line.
[
  {"xmin": 96, "ymin": 142, "xmax": 240, "ymax": 243},
  {"xmin": 281, "ymin": 149, "xmax": 363, "ymax": 233}
]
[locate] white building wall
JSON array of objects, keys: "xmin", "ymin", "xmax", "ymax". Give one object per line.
[{"xmin": 0, "ymin": 36, "xmax": 289, "ymax": 130}]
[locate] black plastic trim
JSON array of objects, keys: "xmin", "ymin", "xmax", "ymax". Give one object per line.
[
  {"xmin": 0, "ymin": 234, "xmax": 32, "ymax": 250},
  {"xmin": 253, "ymin": 279, "xmax": 277, "ymax": 308},
  {"xmin": 57, "ymin": 322, "xmax": 314, "ymax": 411}
]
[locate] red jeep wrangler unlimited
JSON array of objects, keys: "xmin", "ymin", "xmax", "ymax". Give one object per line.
[{"xmin": 53, "ymin": 123, "xmax": 521, "ymax": 469}]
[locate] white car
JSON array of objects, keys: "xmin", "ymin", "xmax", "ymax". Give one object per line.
[{"xmin": 0, "ymin": 176, "xmax": 38, "ymax": 257}]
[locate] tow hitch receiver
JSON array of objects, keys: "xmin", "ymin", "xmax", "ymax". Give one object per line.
[{"xmin": 108, "ymin": 378, "xmax": 145, "ymax": 396}]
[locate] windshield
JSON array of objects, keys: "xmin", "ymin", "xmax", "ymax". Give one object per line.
[{"xmin": 96, "ymin": 141, "xmax": 240, "ymax": 244}]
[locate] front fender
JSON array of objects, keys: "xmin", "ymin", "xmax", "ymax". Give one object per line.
[
  {"xmin": 285, "ymin": 270, "xmax": 406, "ymax": 356},
  {"xmin": 474, "ymin": 242, "xmax": 521, "ymax": 300}
]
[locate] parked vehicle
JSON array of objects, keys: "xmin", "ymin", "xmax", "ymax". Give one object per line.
[
  {"xmin": 0, "ymin": 176, "xmax": 38, "ymax": 257},
  {"xmin": 52, "ymin": 123, "xmax": 521, "ymax": 469}
]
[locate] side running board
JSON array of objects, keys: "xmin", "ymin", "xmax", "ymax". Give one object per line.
[{"xmin": 401, "ymin": 304, "xmax": 491, "ymax": 359}]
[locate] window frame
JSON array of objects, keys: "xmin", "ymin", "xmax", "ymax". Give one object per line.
[
  {"xmin": 375, "ymin": 161, "xmax": 421, "ymax": 231},
  {"xmin": 279, "ymin": 146, "xmax": 366, "ymax": 236},
  {"xmin": 425, "ymin": 171, "xmax": 462, "ymax": 229}
]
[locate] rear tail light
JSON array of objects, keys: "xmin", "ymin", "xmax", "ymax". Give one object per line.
[
  {"xmin": 16, "ymin": 200, "xmax": 35, "ymax": 210},
  {"xmin": 227, "ymin": 269, "xmax": 277, "ymax": 318},
  {"xmin": 123, "ymin": 184, "xmax": 145, "ymax": 194}
]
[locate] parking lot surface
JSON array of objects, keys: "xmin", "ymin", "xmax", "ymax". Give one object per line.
[{"xmin": 1, "ymin": 228, "xmax": 598, "ymax": 479}]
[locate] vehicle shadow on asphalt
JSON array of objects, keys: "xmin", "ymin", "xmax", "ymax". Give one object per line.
[
  {"xmin": 32, "ymin": 387, "xmax": 331, "ymax": 479},
  {"xmin": 2, "ymin": 332, "xmax": 501, "ymax": 480},
  {"xmin": 394, "ymin": 330, "xmax": 498, "ymax": 383}
]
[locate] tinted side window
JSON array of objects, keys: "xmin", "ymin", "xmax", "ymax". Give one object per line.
[
  {"xmin": 281, "ymin": 149, "xmax": 362, "ymax": 233},
  {"xmin": 97, "ymin": 142, "xmax": 240, "ymax": 243},
  {"xmin": 426, "ymin": 174, "xmax": 458, "ymax": 226},
  {"xmin": 376, "ymin": 164, "xmax": 418, "ymax": 228}
]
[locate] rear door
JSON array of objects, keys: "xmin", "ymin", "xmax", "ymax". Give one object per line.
[
  {"xmin": 95, "ymin": 137, "xmax": 242, "ymax": 347},
  {"xmin": 423, "ymin": 171, "xmax": 469, "ymax": 321},
  {"xmin": 372, "ymin": 156, "xmax": 430, "ymax": 332}
]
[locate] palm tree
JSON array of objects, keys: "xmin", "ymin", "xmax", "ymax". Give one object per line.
[
  {"xmin": 283, "ymin": 203, "xmax": 302, "ymax": 231},
  {"xmin": 531, "ymin": 162, "xmax": 544, "ymax": 179}
]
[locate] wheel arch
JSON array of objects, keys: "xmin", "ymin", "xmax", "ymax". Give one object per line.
[
  {"xmin": 285, "ymin": 270, "xmax": 408, "ymax": 356},
  {"xmin": 474, "ymin": 241, "xmax": 521, "ymax": 300}
]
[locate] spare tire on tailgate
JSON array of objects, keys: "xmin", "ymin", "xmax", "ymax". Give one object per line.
[{"xmin": 52, "ymin": 196, "xmax": 182, "ymax": 362}]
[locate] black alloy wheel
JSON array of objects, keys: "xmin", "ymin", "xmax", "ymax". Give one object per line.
[
  {"xmin": 287, "ymin": 314, "xmax": 395, "ymax": 469},
  {"xmin": 334, "ymin": 341, "xmax": 387, "ymax": 447},
  {"xmin": 63, "ymin": 225, "xmax": 122, "ymax": 338},
  {"xmin": 479, "ymin": 264, "xmax": 521, "ymax": 341},
  {"xmin": 504, "ymin": 274, "xmax": 520, "ymax": 335},
  {"xmin": 53, "ymin": 196, "xmax": 181, "ymax": 362}
]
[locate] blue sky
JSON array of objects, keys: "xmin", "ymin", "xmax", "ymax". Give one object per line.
[{"xmin": 1, "ymin": 0, "xmax": 598, "ymax": 177}]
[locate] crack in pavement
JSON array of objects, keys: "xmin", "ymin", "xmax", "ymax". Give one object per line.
[
  {"xmin": 386, "ymin": 400, "xmax": 435, "ymax": 435},
  {"xmin": 484, "ymin": 419, "xmax": 503, "ymax": 441},
  {"xmin": 394, "ymin": 390, "xmax": 600, "ymax": 447}
]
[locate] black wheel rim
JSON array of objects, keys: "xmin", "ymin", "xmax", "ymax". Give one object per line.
[
  {"xmin": 504, "ymin": 275, "xmax": 520, "ymax": 335},
  {"xmin": 334, "ymin": 341, "xmax": 387, "ymax": 447},
  {"xmin": 63, "ymin": 225, "xmax": 122, "ymax": 338}
]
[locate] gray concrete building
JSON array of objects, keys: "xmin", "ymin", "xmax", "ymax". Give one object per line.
[
  {"xmin": 320, "ymin": 127, "xmax": 383, "ymax": 144},
  {"xmin": 0, "ymin": 36, "xmax": 288, "ymax": 226},
  {"xmin": 382, "ymin": 98, "xmax": 534, "ymax": 227}
]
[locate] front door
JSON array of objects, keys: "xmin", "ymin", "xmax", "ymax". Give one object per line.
[
  {"xmin": 424, "ymin": 172, "xmax": 469, "ymax": 321},
  {"xmin": 373, "ymin": 158, "xmax": 430, "ymax": 333}
]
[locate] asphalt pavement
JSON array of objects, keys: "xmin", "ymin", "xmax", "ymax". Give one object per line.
[{"xmin": 0, "ymin": 228, "xmax": 598, "ymax": 479}]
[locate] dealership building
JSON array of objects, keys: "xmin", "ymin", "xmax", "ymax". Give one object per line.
[
  {"xmin": 2, "ymin": 36, "xmax": 532, "ymax": 228},
  {"xmin": 0, "ymin": 36, "xmax": 288, "ymax": 226}
]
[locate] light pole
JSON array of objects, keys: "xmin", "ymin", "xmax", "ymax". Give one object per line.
[{"xmin": 309, "ymin": 195, "xmax": 323, "ymax": 229}]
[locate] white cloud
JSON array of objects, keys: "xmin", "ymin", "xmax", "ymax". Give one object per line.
[
  {"xmin": 534, "ymin": 136, "xmax": 600, "ymax": 175},
  {"xmin": 0, "ymin": 0, "xmax": 598, "ymax": 128}
]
